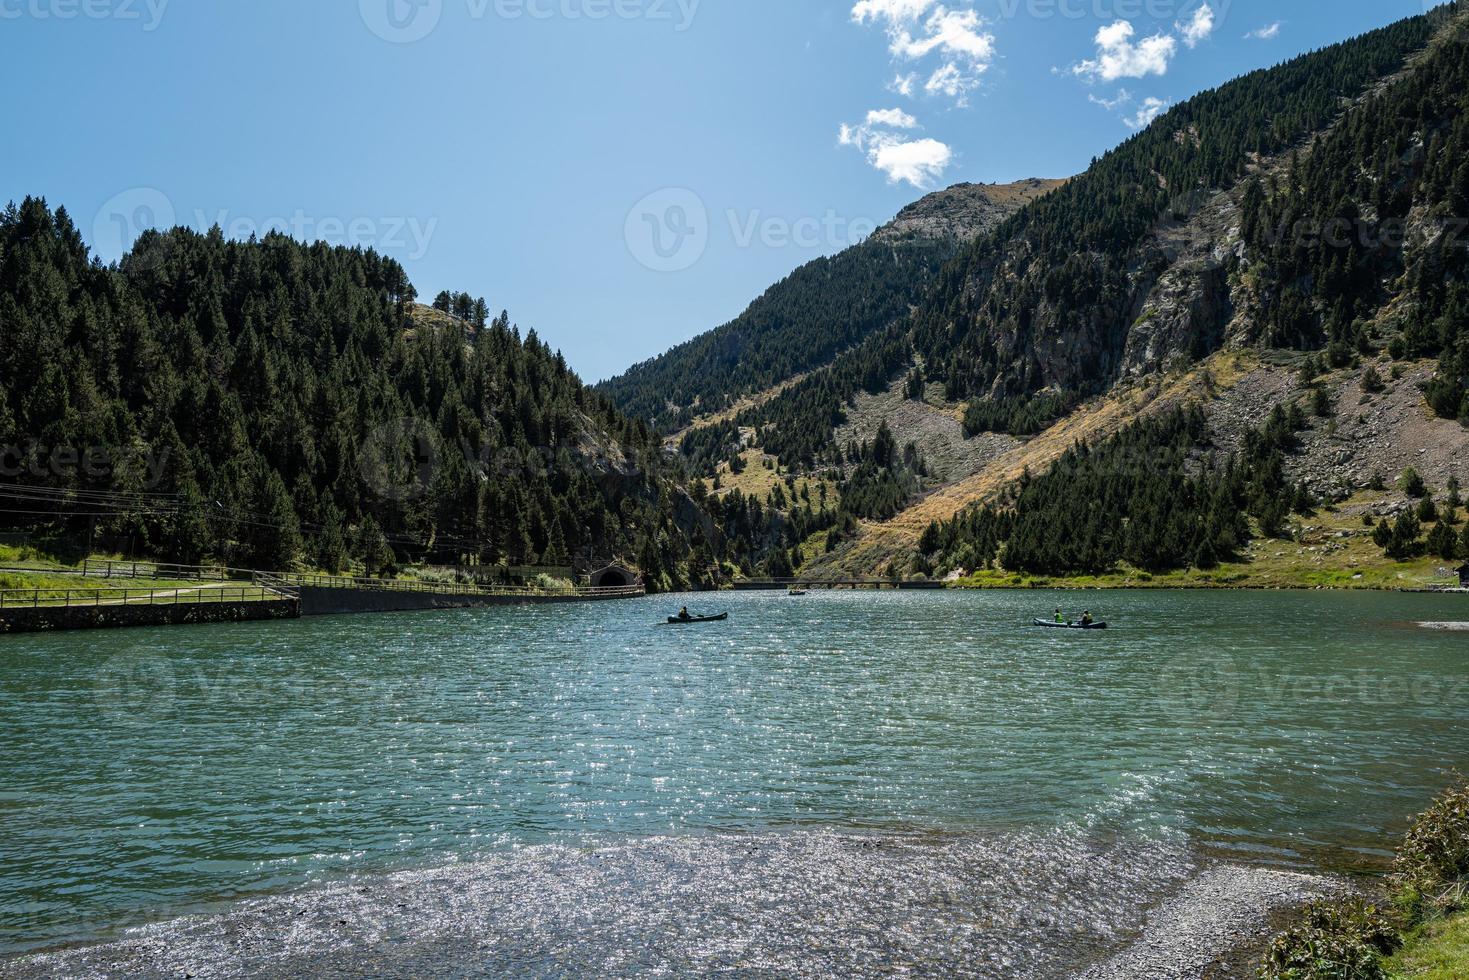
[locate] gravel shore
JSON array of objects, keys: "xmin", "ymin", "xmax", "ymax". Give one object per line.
[
  {"xmin": 1074, "ymin": 865, "xmax": 1347, "ymax": 980},
  {"xmin": 5, "ymin": 835, "xmax": 1345, "ymax": 980}
]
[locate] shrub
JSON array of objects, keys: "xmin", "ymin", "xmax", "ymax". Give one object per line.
[
  {"xmin": 1394, "ymin": 782, "xmax": 1469, "ymax": 925},
  {"xmin": 1257, "ymin": 899, "xmax": 1401, "ymax": 980},
  {"xmin": 1401, "ymin": 468, "xmax": 1427, "ymax": 498},
  {"xmin": 1385, "ymin": 512, "xmax": 1423, "ymax": 560},
  {"xmin": 1428, "ymin": 521, "xmax": 1460, "ymax": 561},
  {"xmin": 1362, "ymin": 367, "xmax": 1386, "ymax": 393},
  {"xmin": 533, "ymin": 573, "xmax": 576, "ymax": 593},
  {"xmin": 1417, "ymin": 497, "xmax": 1439, "ymax": 523}
]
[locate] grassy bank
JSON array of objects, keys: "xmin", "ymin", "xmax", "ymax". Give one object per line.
[
  {"xmin": 1387, "ymin": 913, "xmax": 1469, "ymax": 978},
  {"xmin": 1260, "ymin": 783, "xmax": 1469, "ymax": 979},
  {"xmin": 950, "ymin": 491, "xmax": 1456, "ymax": 592},
  {"xmin": 0, "ymin": 544, "xmax": 270, "ymax": 605}
]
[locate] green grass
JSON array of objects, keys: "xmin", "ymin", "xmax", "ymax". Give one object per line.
[
  {"xmin": 949, "ymin": 491, "xmax": 1456, "ymax": 591},
  {"xmin": 0, "ymin": 569, "xmax": 276, "ymax": 607},
  {"xmin": 1387, "ymin": 914, "xmax": 1469, "ymax": 979}
]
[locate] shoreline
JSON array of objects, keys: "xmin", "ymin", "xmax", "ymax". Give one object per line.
[{"xmin": 3, "ymin": 831, "xmax": 1369, "ymax": 980}]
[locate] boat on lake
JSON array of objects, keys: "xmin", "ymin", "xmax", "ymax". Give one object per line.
[
  {"xmin": 1034, "ymin": 618, "xmax": 1108, "ymax": 630},
  {"xmin": 667, "ymin": 612, "xmax": 729, "ymax": 624}
]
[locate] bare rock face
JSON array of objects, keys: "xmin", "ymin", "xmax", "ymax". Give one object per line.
[
  {"xmin": 1123, "ymin": 260, "xmax": 1232, "ymax": 377},
  {"xmin": 873, "ymin": 179, "xmax": 1064, "ymax": 245}
]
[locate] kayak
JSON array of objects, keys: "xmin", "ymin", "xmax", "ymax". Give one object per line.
[
  {"xmin": 1034, "ymin": 618, "xmax": 1108, "ymax": 630},
  {"xmin": 788, "ymin": 590, "xmax": 808, "ymax": 596},
  {"xmin": 667, "ymin": 613, "xmax": 729, "ymax": 624}
]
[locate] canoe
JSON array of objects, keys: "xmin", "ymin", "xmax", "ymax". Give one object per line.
[
  {"xmin": 1033, "ymin": 618, "xmax": 1108, "ymax": 630},
  {"xmin": 788, "ymin": 590, "xmax": 808, "ymax": 596},
  {"xmin": 667, "ymin": 613, "xmax": 729, "ymax": 624}
]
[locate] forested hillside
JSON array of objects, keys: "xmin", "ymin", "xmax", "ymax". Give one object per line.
[
  {"xmin": 597, "ymin": 181, "xmax": 1058, "ymax": 431},
  {"xmin": 604, "ymin": 3, "xmax": 1469, "ymax": 582},
  {"xmin": 0, "ymin": 199, "xmax": 717, "ymax": 586}
]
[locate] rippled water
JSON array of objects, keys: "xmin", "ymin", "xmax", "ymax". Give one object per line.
[{"xmin": 1, "ymin": 589, "xmax": 1466, "ymax": 965}]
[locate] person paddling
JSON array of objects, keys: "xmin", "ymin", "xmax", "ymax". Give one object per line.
[
  {"xmin": 676, "ymin": 606, "xmax": 692, "ymax": 622},
  {"xmin": 1054, "ymin": 607, "xmax": 1065, "ymax": 624},
  {"xmin": 1080, "ymin": 610, "xmax": 1094, "ymax": 627}
]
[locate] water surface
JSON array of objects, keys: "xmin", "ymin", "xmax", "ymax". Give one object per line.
[{"xmin": 1, "ymin": 589, "xmax": 1465, "ymax": 963}]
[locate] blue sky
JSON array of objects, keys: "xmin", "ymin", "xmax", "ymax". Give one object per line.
[{"xmin": 0, "ymin": 0, "xmax": 1435, "ymax": 380}]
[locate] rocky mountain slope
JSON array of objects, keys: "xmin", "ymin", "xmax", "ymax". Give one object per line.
[
  {"xmin": 595, "ymin": 179, "xmax": 1062, "ymax": 431},
  {"xmin": 612, "ymin": 5, "xmax": 1469, "ymax": 586},
  {"xmin": 870, "ymin": 179, "xmax": 1064, "ymax": 245}
]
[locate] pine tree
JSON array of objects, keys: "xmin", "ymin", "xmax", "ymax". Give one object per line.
[{"xmin": 1427, "ymin": 520, "xmax": 1459, "ymax": 561}]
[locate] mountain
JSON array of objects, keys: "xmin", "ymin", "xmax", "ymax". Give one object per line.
[
  {"xmin": 595, "ymin": 179, "xmax": 1062, "ymax": 432},
  {"xmin": 603, "ymin": 3, "xmax": 1469, "ymax": 584},
  {"xmin": 0, "ymin": 201, "xmax": 722, "ymax": 590}
]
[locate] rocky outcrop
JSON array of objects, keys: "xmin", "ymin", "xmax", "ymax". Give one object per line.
[
  {"xmin": 1123, "ymin": 259, "xmax": 1233, "ymax": 377},
  {"xmin": 873, "ymin": 179, "xmax": 1064, "ymax": 245}
]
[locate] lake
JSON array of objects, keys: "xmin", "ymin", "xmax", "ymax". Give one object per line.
[{"xmin": 1, "ymin": 589, "xmax": 1465, "ymax": 973}]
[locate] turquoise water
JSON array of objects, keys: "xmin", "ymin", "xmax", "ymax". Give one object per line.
[{"xmin": 1, "ymin": 589, "xmax": 1466, "ymax": 959}]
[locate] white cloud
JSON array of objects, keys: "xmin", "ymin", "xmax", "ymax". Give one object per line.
[
  {"xmin": 1088, "ymin": 88, "xmax": 1132, "ymax": 112},
  {"xmin": 925, "ymin": 62, "xmax": 978, "ymax": 100},
  {"xmin": 1125, "ymin": 96, "xmax": 1170, "ymax": 129},
  {"xmin": 850, "ymin": 1, "xmax": 995, "ymax": 106},
  {"xmin": 851, "ymin": 0, "xmax": 934, "ymax": 25},
  {"xmin": 1246, "ymin": 22, "xmax": 1281, "ymax": 40},
  {"xmin": 890, "ymin": 7, "xmax": 994, "ymax": 62},
  {"xmin": 841, "ymin": 0, "xmax": 980, "ymax": 185},
  {"xmin": 865, "ymin": 107, "xmax": 920, "ymax": 129},
  {"xmin": 1177, "ymin": 5, "xmax": 1215, "ymax": 49},
  {"xmin": 870, "ymin": 137, "xmax": 954, "ymax": 187},
  {"xmin": 889, "ymin": 72, "xmax": 918, "ymax": 97},
  {"xmin": 838, "ymin": 112, "xmax": 953, "ymax": 188},
  {"xmin": 1072, "ymin": 20, "xmax": 1177, "ymax": 83}
]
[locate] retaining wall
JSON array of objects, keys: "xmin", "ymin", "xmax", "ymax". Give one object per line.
[
  {"xmin": 0, "ymin": 599, "xmax": 300, "ymax": 635},
  {"xmin": 298, "ymin": 586, "xmax": 642, "ymax": 617}
]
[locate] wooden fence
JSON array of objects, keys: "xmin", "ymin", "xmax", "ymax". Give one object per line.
[{"xmin": 0, "ymin": 584, "xmax": 299, "ymax": 609}]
